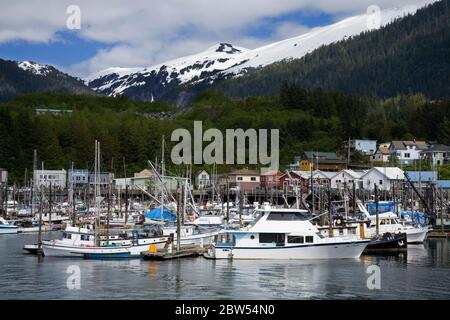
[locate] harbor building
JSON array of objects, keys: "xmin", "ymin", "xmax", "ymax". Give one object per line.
[
  {"xmin": 33, "ymin": 169, "xmax": 67, "ymax": 189},
  {"xmin": 360, "ymin": 167, "xmax": 404, "ymax": 191}
]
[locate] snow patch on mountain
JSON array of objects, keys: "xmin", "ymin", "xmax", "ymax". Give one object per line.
[{"xmin": 17, "ymin": 61, "xmax": 53, "ymax": 76}]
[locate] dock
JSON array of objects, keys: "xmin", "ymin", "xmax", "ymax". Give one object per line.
[
  {"xmin": 428, "ymin": 231, "xmax": 450, "ymax": 238},
  {"xmin": 142, "ymin": 246, "xmax": 208, "ymax": 260}
]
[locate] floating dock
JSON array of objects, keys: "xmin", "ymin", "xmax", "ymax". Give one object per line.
[
  {"xmin": 142, "ymin": 246, "xmax": 207, "ymax": 260},
  {"xmin": 428, "ymin": 231, "xmax": 450, "ymax": 238}
]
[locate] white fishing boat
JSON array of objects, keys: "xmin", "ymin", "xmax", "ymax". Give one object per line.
[
  {"xmin": 208, "ymin": 208, "xmax": 370, "ymax": 260},
  {"xmin": 41, "ymin": 225, "xmax": 168, "ymax": 257},
  {"xmin": 0, "ymin": 217, "xmax": 18, "ymax": 234},
  {"xmin": 163, "ymin": 224, "xmax": 219, "ymax": 247},
  {"xmin": 357, "ymin": 201, "xmax": 429, "ymax": 243}
]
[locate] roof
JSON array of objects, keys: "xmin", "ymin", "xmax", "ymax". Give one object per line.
[
  {"xmin": 134, "ymin": 169, "xmax": 155, "ymax": 177},
  {"xmin": 405, "ymin": 171, "xmax": 437, "ymax": 182},
  {"xmin": 375, "ymin": 145, "xmax": 390, "ymax": 155},
  {"xmin": 437, "ymin": 180, "xmax": 450, "ymax": 189},
  {"xmin": 228, "ymin": 169, "xmax": 260, "ymax": 176},
  {"xmin": 391, "ymin": 140, "xmax": 428, "ymax": 150},
  {"xmin": 260, "ymin": 170, "xmax": 283, "ymax": 176},
  {"xmin": 303, "ymin": 151, "xmax": 343, "ymax": 162},
  {"xmin": 286, "ymin": 171, "xmax": 311, "ymax": 179},
  {"xmin": 362, "ymin": 167, "xmax": 405, "ymax": 180},
  {"xmin": 332, "ymin": 169, "xmax": 365, "ymax": 179},
  {"xmin": 316, "ymin": 170, "xmax": 337, "ymax": 179},
  {"xmin": 422, "ymin": 144, "xmax": 450, "ymax": 153},
  {"xmin": 195, "ymin": 169, "xmax": 209, "ymax": 176}
]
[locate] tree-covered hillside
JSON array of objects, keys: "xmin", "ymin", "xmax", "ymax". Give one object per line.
[{"xmin": 1, "ymin": 90, "xmax": 449, "ymax": 183}]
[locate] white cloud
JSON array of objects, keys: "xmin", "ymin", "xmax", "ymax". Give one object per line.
[{"xmin": 0, "ymin": 0, "xmax": 437, "ymax": 77}]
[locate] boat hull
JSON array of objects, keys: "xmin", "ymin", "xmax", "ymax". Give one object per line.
[
  {"xmin": 405, "ymin": 227, "xmax": 428, "ymax": 243},
  {"xmin": 42, "ymin": 240, "xmax": 166, "ymax": 258},
  {"xmin": 211, "ymin": 240, "xmax": 370, "ymax": 260},
  {"xmin": 0, "ymin": 226, "xmax": 18, "ymax": 234},
  {"xmin": 363, "ymin": 233, "xmax": 407, "ymax": 254}
]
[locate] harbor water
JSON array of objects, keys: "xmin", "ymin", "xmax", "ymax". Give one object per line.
[{"xmin": 0, "ymin": 232, "xmax": 449, "ymax": 299}]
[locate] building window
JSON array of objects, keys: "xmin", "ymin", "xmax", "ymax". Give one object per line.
[
  {"xmin": 379, "ymin": 180, "xmax": 383, "ymax": 185},
  {"xmin": 237, "ymin": 177, "xmax": 243, "ymax": 181},
  {"xmin": 250, "ymin": 177, "xmax": 256, "ymax": 181},
  {"xmin": 405, "ymin": 153, "xmax": 410, "ymax": 158}
]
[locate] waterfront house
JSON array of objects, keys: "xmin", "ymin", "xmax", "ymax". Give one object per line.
[
  {"xmin": 260, "ymin": 170, "xmax": 283, "ymax": 190},
  {"xmin": 33, "ymin": 169, "xmax": 67, "ymax": 189},
  {"xmin": 330, "ymin": 169, "xmax": 366, "ymax": 189},
  {"xmin": 360, "ymin": 167, "xmax": 404, "ymax": 191},
  {"xmin": 389, "ymin": 140, "xmax": 428, "ymax": 165},
  {"xmin": 420, "ymin": 144, "xmax": 450, "ymax": 166},
  {"xmin": 224, "ymin": 169, "xmax": 261, "ymax": 192},
  {"xmin": 195, "ymin": 170, "xmax": 210, "ymax": 190}
]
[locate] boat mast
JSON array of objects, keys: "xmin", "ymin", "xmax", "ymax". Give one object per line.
[
  {"xmin": 161, "ymin": 136, "xmax": 165, "ymax": 223},
  {"xmin": 94, "ymin": 140, "xmax": 101, "ymax": 246}
]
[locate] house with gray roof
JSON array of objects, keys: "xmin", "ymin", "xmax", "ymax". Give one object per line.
[
  {"xmin": 421, "ymin": 144, "xmax": 450, "ymax": 166},
  {"xmin": 389, "ymin": 140, "xmax": 428, "ymax": 165}
]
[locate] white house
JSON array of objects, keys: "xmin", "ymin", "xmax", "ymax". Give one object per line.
[
  {"xmin": 331, "ymin": 169, "xmax": 366, "ymax": 189},
  {"xmin": 195, "ymin": 170, "xmax": 210, "ymax": 190},
  {"xmin": 361, "ymin": 167, "xmax": 404, "ymax": 191},
  {"xmin": 348, "ymin": 139, "xmax": 377, "ymax": 155},
  {"xmin": 389, "ymin": 140, "xmax": 428, "ymax": 165},
  {"xmin": 34, "ymin": 169, "xmax": 67, "ymax": 189}
]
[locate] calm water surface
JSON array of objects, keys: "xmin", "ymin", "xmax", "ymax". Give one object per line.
[{"xmin": 0, "ymin": 232, "xmax": 449, "ymax": 299}]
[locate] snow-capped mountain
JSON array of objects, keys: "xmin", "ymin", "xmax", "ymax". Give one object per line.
[
  {"xmin": 86, "ymin": 6, "xmax": 419, "ymax": 101},
  {"xmin": 16, "ymin": 61, "xmax": 54, "ymax": 76},
  {"xmin": 0, "ymin": 59, "xmax": 94, "ymax": 101}
]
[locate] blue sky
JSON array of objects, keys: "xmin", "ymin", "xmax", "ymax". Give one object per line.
[{"xmin": 0, "ymin": 0, "xmax": 433, "ymax": 77}]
